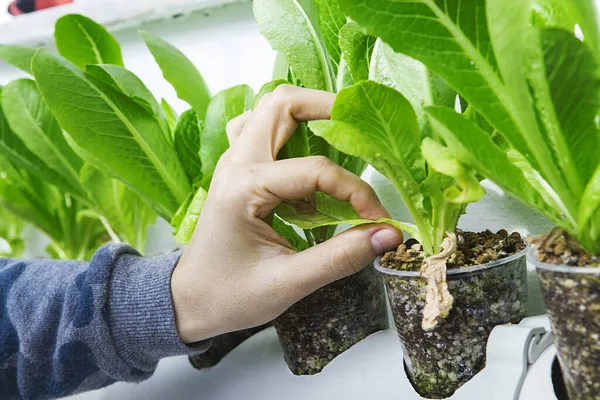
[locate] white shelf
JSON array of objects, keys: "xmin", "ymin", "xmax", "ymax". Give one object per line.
[
  {"xmin": 65, "ymin": 326, "xmax": 558, "ymax": 400},
  {"xmin": 0, "ymin": 0, "xmax": 250, "ymax": 46}
]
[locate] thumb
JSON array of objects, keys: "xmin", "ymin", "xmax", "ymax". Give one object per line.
[{"xmin": 285, "ymin": 225, "xmax": 403, "ymax": 296}]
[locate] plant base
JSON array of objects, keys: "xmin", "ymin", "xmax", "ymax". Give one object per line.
[{"xmin": 273, "ymin": 265, "xmax": 388, "ymax": 375}]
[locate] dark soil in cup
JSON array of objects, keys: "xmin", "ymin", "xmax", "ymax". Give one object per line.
[
  {"xmin": 189, "ymin": 323, "xmax": 271, "ymax": 369},
  {"xmin": 380, "ymin": 229, "xmax": 526, "ymax": 271},
  {"xmin": 532, "ymin": 228, "xmax": 600, "ymax": 267},
  {"xmin": 273, "ymin": 265, "xmax": 388, "ymax": 375},
  {"xmin": 379, "ymin": 230, "xmax": 528, "ymax": 399},
  {"xmin": 533, "ymin": 230, "xmax": 600, "ymax": 400}
]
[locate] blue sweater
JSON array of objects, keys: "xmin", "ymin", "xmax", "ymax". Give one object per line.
[{"xmin": 0, "ymin": 244, "xmax": 212, "ymax": 399}]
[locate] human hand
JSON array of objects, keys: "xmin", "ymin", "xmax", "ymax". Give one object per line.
[{"xmin": 171, "ymin": 85, "xmax": 403, "ymax": 344}]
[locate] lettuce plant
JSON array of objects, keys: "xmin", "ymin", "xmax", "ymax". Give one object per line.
[
  {"xmin": 0, "ymin": 159, "xmax": 107, "ymax": 261},
  {"xmin": 0, "ymin": 14, "xmax": 256, "ymax": 248},
  {"xmin": 249, "ymin": 0, "xmax": 424, "ymax": 249},
  {"xmin": 0, "ymin": 15, "xmax": 157, "ymax": 252},
  {"xmin": 250, "ymin": 0, "xmax": 484, "ymax": 255},
  {"xmin": 340, "ymin": 0, "xmax": 600, "ymax": 254}
]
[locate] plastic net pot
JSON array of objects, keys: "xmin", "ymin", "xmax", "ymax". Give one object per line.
[
  {"xmin": 531, "ymin": 248, "xmax": 600, "ymax": 400},
  {"xmin": 375, "ymin": 247, "xmax": 528, "ymax": 399},
  {"xmin": 273, "ymin": 265, "xmax": 388, "ymax": 375},
  {"xmin": 189, "ymin": 323, "xmax": 271, "ymax": 369}
]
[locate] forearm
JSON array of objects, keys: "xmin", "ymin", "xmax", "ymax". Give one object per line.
[{"xmin": 0, "ymin": 244, "xmax": 211, "ymax": 400}]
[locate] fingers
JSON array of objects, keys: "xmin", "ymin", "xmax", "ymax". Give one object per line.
[
  {"xmin": 232, "ymin": 85, "xmax": 335, "ymax": 163},
  {"xmin": 284, "ymin": 225, "xmax": 403, "ymax": 295},
  {"xmin": 226, "ymin": 111, "xmax": 251, "ymax": 145},
  {"xmin": 246, "ymin": 156, "xmax": 388, "ymax": 221}
]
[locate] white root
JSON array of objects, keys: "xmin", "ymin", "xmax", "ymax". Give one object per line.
[{"xmin": 420, "ymin": 232, "xmax": 457, "ymax": 331}]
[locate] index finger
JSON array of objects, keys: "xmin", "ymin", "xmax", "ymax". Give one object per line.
[
  {"xmin": 246, "ymin": 156, "xmax": 389, "ymax": 222},
  {"xmin": 232, "ymin": 85, "xmax": 335, "ymax": 164}
]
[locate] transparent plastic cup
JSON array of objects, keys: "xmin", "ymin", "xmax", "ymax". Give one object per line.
[
  {"xmin": 273, "ymin": 265, "xmax": 388, "ymax": 375},
  {"xmin": 530, "ymin": 248, "xmax": 600, "ymax": 400},
  {"xmin": 375, "ymin": 247, "xmax": 528, "ymax": 399}
]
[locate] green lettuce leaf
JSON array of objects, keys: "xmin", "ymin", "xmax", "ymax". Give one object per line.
[
  {"xmin": 425, "ymin": 105, "xmax": 568, "ymax": 228},
  {"xmin": 174, "ymin": 109, "xmax": 203, "ymax": 183},
  {"xmin": 172, "ymin": 187, "xmax": 208, "ymax": 244},
  {"xmin": 0, "ymin": 89, "xmax": 82, "ymax": 198},
  {"xmin": 526, "ymin": 28, "xmax": 600, "ymax": 199},
  {"xmin": 80, "ymin": 164, "xmax": 156, "ymax": 251},
  {"xmin": 161, "ymin": 99, "xmax": 179, "ymax": 134},
  {"xmin": 54, "ymin": 14, "xmax": 124, "ymax": 69},
  {"xmin": 421, "ymin": 138, "xmax": 485, "ymax": 204},
  {"xmin": 272, "ymin": 216, "xmax": 309, "ymax": 251},
  {"xmin": 568, "ymin": 0, "xmax": 600, "ymax": 65},
  {"xmin": 141, "ymin": 31, "xmax": 211, "ymax": 120},
  {"xmin": 314, "ymin": 0, "xmax": 346, "ymax": 77},
  {"xmin": 254, "ymin": 0, "xmax": 335, "ymax": 91},
  {"xmin": 308, "ymin": 81, "xmax": 430, "ymax": 245},
  {"xmin": 32, "ymin": 50, "xmax": 191, "ymax": 220},
  {"xmin": 1, "ymin": 79, "xmax": 85, "ymax": 197},
  {"xmin": 200, "ymin": 85, "xmax": 254, "ymax": 182},
  {"xmin": 0, "ymin": 45, "xmax": 37, "ymax": 74},
  {"xmin": 275, "ymin": 192, "xmax": 420, "ymax": 240},
  {"xmin": 340, "ymin": 0, "xmax": 572, "ymax": 206},
  {"xmin": 338, "ymin": 21, "xmax": 376, "ymax": 83},
  {"xmin": 369, "ymin": 42, "xmax": 455, "ymax": 136},
  {"xmin": 85, "ymin": 64, "xmax": 172, "ymax": 142}
]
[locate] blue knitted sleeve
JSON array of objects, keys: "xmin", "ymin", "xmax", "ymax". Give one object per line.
[{"xmin": 0, "ymin": 244, "xmax": 211, "ymax": 400}]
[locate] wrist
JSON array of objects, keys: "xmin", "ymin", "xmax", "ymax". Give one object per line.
[{"xmin": 171, "ymin": 255, "xmax": 219, "ymax": 344}]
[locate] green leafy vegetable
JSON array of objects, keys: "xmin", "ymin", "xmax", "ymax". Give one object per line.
[
  {"xmin": 340, "ymin": 0, "xmax": 600, "ymax": 253},
  {"xmin": 0, "ymin": 45, "xmax": 37, "ymax": 74},
  {"xmin": 0, "ymin": 159, "xmax": 108, "ymax": 260},
  {"xmin": 338, "ymin": 21, "xmax": 375, "ymax": 83},
  {"xmin": 272, "ymin": 216, "xmax": 310, "ymax": 251},
  {"xmin": 276, "ymin": 192, "xmax": 420, "ymax": 240},
  {"xmin": 2, "ymin": 79, "xmax": 84, "ymax": 197},
  {"xmin": 31, "ymin": 50, "xmax": 191, "ymax": 220},
  {"xmin": 314, "ymin": 0, "xmax": 346, "ymax": 76},
  {"xmin": 0, "ymin": 87, "xmax": 84, "ymax": 197},
  {"xmin": 54, "ymin": 14, "xmax": 124, "ymax": 69},
  {"xmin": 174, "ymin": 109, "xmax": 203, "ymax": 183},
  {"xmin": 339, "ymin": 0, "xmax": 575, "ymax": 215},
  {"xmin": 254, "ymin": 0, "xmax": 335, "ymax": 91},
  {"xmin": 80, "ymin": 164, "xmax": 156, "ymax": 251},
  {"xmin": 161, "ymin": 99, "xmax": 179, "ymax": 134},
  {"xmin": 309, "ymin": 81, "xmax": 450, "ymax": 253},
  {"xmin": 141, "ymin": 31, "xmax": 212, "ymax": 120},
  {"xmin": 172, "ymin": 186, "xmax": 208, "ymax": 244},
  {"xmin": 200, "ymin": 85, "xmax": 254, "ymax": 182},
  {"xmin": 0, "ymin": 206, "xmax": 25, "ymax": 257}
]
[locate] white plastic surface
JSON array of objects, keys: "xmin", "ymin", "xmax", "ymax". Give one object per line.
[{"xmin": 67, "ymin": 324, "xmax": 559, "ymax": 400}]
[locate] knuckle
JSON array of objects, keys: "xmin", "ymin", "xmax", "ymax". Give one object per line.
[
  {"xmin": 272, "ymin": 84, "xmax": 295, "ymax": 97},
  {"xmin": 270, "ymin": 84, "xmax": 295, "ymax": 108},
  {"xmin": 311, "ymin": 155, "xmax": 333, "ymax": 170},
  {"xmin": 331, "ymin": 246, "xmax": 363, "ymax": 277}
]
